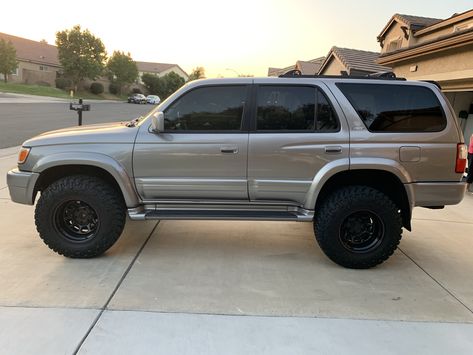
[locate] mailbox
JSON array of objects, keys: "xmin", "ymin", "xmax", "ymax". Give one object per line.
[{"xmin": 69, "ymin": 99, "xmax": 90, "ymax": 126}]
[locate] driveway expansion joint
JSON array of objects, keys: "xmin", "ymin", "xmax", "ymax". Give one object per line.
[
  {"xmin": 399, "ymin": 247, "xmax": 473, "ymax": 317},
  {"xmin": 73, "ymin": 220, "xmax": 160, "ymax": 355}
]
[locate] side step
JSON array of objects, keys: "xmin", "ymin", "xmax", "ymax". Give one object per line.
[{"xmin": 128, "ymin": 207, "xmax": 314, "ymax": 222}]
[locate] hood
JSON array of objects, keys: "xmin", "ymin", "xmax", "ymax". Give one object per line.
[{"xmin": 23, "ymin": 121, "xmax": 139, "ymax": 147}]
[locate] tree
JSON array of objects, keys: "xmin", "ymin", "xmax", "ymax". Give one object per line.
[
  {"xmin": 188, "ymin": 66, "xmax": 205, "ymax": 81},
  {"xmin": 0, "ymin": 39, "xmax": 18, "ymax": 83},
  {"xmin": 141, "ymin": 71, "xmax": 185, "ymax": 99},
  {"xmin": 107, "ymin": 51, "xmax": 138, "ymax": 95},
  {"xmin": 56, "ymin": 25, "xmax": 107, "ymax": 92}
]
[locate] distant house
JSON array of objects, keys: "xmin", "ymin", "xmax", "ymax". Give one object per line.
[
  {"xmin": 0, "ymin": 32, "xmax": 60, "ymax": 86},
  {"xmin": 136, "ymin": 61, "xmax": 189, "ymax": 83},
  {"xmin": 318, "ymin": 47, "xmax": 390, "ymax": 76},
  {"xmin": 377, "ymin": 9, "xmax": 473, "ymax": 140},
  {"xmin": 267, "ymin": 57, "xmax": 325, "ymax": 76}
]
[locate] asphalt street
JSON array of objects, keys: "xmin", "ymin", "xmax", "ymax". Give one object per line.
[{"xmin": 0, "ymin": 101, "xmax": 152, "ymax": 148}]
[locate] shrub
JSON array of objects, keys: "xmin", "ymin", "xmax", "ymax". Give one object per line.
[
  {"xmin": 90, "ymin": 82, "xmax": 104, "ymax": 94},
  {"xmin": 109, "ymin": 82, "xmax": 120, "ymax": 95},
  {"xmin": 55, "ymin": 77, "xmax": 72, "ymax": 90},
  {"xmin": 132, "ymin": 87, "xmax": 142, "ymax": 94}
]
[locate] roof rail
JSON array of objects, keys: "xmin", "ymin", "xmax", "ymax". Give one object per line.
[{"xmin": 278, "ymin": 70, "xmax": 405, "ymax": 81}]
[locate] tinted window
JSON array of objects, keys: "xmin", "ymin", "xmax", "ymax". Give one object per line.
[
  {"xmin": 164, "ymin": 86, "xmax": 247, "ymax": 131},
  {"xmin": 337, "ymin": 83, "xmax": 446, "ymax": 132},
  {"xmin": 256, "ymin": 86, "xmax": 338, "ymax": 132},
  {"xmin": 316, "ymin": 90, "xmax": 339, "ymax": 131}
]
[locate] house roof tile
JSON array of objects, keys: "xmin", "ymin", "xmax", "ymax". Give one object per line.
[
  {"xmin": 322, "ymin": 47, "xmax": 391, "ymax": 74},
  {"xmin": 0, "ymin": 32, "xmax": 60, "ymax": 66}
]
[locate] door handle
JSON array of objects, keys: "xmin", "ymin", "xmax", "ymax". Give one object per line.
[
  {"xmin": 220, "ymin": 146, "xmax": 239, "ymax": 154},
  {"xmin": 324, "ymin": 146, "xmax": 342, "ymax": 154}
]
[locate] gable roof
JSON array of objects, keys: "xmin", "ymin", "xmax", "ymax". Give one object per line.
[
  {"xmin": 267, "ymin": 64, "xmax": 295, "ymax": 76},
  {"xmin": 378, "ymin": 13, "xmax": 442, "ymax": 40},
  {"xmin": 0, "ymin": 32, "xmax": 60, "ymax": 67},
  {"xmin": 136, "ymin": 61, "xmax": 188, "ymax": 77},
  {"xmin": 319, "ymin": 47, "xmax": 391, "ymax": 74},
  {"xmin": 295, "ymin": 57, "xmax": 325, "ymax": 75}
]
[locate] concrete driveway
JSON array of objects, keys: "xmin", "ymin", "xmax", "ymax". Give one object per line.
[{"xmin": 1, "ymin": 147, "xmax": 473, "ymax": 354}]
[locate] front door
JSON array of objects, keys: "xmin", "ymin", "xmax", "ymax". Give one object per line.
[{"xmin": 133, "ymin": 84, "xmax": 250, "ymax": 200}]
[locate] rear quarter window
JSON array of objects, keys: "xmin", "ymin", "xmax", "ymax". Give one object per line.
[{"xmin": 336, "ymin": 83, "xmax": 446, "ymax": 132}]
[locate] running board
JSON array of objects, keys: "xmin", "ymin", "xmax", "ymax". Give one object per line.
[{"xmin": 128, "ymin": 206, "xmax": 314, "ymax": 222}]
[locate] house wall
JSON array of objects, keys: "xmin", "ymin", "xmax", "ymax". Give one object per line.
[
  {"xmin": 4, "ymin": 60, "xmax": 61, "ymax": 85},
  {"xmin": 389, "ymin": 44, "xmax": 473, "ymax": 91},
  {"xmin": 381, "ymin": 22, "xmax": 410, "ymax": 54},
  {"xmin": 319, "ymin": 57, "xmax": 346, "ymax": 75},
  {"xmin": 416, "ymin": 18, "xmax": 473, "ymax": 43}
]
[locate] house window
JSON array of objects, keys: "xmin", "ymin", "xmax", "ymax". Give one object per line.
[
  {"xmin": 386, "ymin": 38, "xmax": 401, "ymax": 52},
  {"xmin": 39, "ymin": 65, "xmax": 48, "ymax": 71},
  {"xmin": 11, "ymin": 68, "xmax": 18, "ymax": 76}
]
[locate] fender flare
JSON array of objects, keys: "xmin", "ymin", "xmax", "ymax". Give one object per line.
[{"xmin": 33, "ymin": 152, "xmax": 140, "ymax": 207}]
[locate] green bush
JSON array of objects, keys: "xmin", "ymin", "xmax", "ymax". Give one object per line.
[
  {"xmin": 131, "ymin": 87, "xmax": 142, "ymax": 94},
  {"xmin": 55, "ymin": 77, "xmax": 72, "ymax": 90},
  {"xmin": 109, "ymin": 82, "xmax": 120, "ymax": 95},
  {"xmin": 90, "ymin": 82, "xmax": 104, "ymax": 94}
]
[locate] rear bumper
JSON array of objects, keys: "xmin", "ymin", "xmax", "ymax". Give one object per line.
[
  {"xmin": 406, "ymin": 182, "xmax": 466, "ymax": 207},
  {"xmin": 7, "ymin": 169, "xmax": 40, "ymax": 205}
]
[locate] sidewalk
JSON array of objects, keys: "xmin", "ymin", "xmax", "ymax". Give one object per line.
[{"xmin": 0, "ymin": 148, "xmax": 473, "ymax": 354}]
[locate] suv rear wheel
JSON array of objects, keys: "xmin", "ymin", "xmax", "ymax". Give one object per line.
[
  {"xmin": 35, "ymin": 175, "xmax": 126, "ymax": 258},
  {"xmin": 314, "ymin": 186, "xmax": 402, "ymax": 269}
]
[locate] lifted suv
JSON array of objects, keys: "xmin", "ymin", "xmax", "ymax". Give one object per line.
[{"xmin": 7, "ymin": 76, "xmax": 468, "ymax": 268}]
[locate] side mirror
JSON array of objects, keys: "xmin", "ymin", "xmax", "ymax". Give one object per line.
[{"xmin": 151, "ymin": 111, "xmax": 164, "ymax": 132}]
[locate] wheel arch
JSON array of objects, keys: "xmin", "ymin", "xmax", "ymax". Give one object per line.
[
  {"xmin": 33, "ymin": 153, "xmax": 139, "ymax": 207},
  {"xmin": 313, "ymin": 169, "xmax": 412, "ymax": 231}
]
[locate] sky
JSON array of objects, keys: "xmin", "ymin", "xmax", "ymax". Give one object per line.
[{"xmin": 2, "ymin": 0, "xmax": 472, "ymax": 77}]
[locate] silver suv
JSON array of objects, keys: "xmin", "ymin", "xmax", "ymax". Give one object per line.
[{"xmin": 7, "ymin": 76, "xmax": 468, "ymax": 268}]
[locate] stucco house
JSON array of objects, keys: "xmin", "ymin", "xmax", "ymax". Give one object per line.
[
  {"xmin": 0, "ymin": 32, "xmax": 60, "ymax": 86},
  {"xmin": 377, "ymin": 9, "xmax": 473, "ymax": 140},
  {"xmin": 318, "ymin": 47, "xmax": 391, "ymax": 76},
  {"xmin": 136, "ymin": 61, "xmax": 189, "ymax": 83}
]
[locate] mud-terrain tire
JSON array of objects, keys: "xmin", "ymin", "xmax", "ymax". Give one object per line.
[
  {"xmin": 35, "ymin": 175, "xmax": 126, "ymax": 258},
  {"xmin": 314, "ymin": 186, "xmax": 402, "ymax": 269}
]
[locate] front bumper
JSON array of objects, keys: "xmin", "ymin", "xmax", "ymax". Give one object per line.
[
  {"xmin": 7, "ymin": 169, "xmax": 40, "ymax": 205},
  {"xmin": 407, "ymin": 181, "xmax": 467, "ymax": 207}
]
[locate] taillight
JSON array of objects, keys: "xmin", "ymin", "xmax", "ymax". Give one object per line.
[{"xmin": 455, "ymin": 143, "xmax": 467, "ymax": 173}]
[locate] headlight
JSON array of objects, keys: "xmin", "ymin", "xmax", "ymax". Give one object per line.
[{"xmin": 18, "ymin": 147, "xmax": 31, "ymax": 164}]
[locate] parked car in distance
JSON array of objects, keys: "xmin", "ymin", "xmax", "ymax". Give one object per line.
[
  {"xmin": 147, "ymin": 95, "xmax": 161, "ymax": 105},
  {"xmin": 127, "ymin": 93, "xmax": 147, "ymax": 104}
]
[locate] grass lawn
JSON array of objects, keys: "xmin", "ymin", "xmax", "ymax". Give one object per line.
[{"xmin": 0, "ymin": 82, "xmax": 126, "ymax": 101}]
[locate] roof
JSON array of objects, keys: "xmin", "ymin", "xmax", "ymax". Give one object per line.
[
  {"xmin": 268, "ymin": 64, "xmax": 295, "ymax": 76},
  {"xmin": 136, "ymin": 61, "xmax": 188, "ymax": 76},
  {"xmin": 0, "ymin": 32, "xmax": 60, "ymax": 67},
  {"xmin": 395, "ymin": 14, "xmax": 442, "ymax": 29},
  {"xmin": 378, "ymin": 13, "xmax": 442, "ymax": 40},
  {"xmin": 319, "ymin": 47, "xmax": 391, "ymax": 74},
  {"xmin": 295, "ymin": 57, "xmax": 325, "ymax": 75}
]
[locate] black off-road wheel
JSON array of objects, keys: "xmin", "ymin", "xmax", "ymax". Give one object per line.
[
  {"xmin": 35, "ymin": 175, "xmax": 126, "ymax": 258},
  {"xmin": 314, "ymin": 186, "xmax": 402, "ymax": 269}
]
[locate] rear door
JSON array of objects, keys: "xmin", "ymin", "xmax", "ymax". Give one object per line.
[{"xmin": 248, "ymin": 81, "xmax": 349, "ymax": 204}]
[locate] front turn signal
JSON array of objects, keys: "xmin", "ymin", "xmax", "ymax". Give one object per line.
[{"xmin": 18, "ymin": 147, "xmax": 31, "ymax": 164}]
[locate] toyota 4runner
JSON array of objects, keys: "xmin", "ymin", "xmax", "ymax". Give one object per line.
[{"xmin": 7, "ymin": 75, "xmax": 468, "ymax": 268}]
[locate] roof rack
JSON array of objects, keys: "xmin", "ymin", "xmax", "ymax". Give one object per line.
[{"xmin": 278, "ymin": 69, "xmax": 405, "ymax": 81}]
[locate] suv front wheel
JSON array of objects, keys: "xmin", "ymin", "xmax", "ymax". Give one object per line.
[
  {"xmin": 35, "ymin": 175, "xmax": 126, "ymax": 258},
  {"xmin": 314, "ymin": 186, "xmax": 402, "ymax": 269}
]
